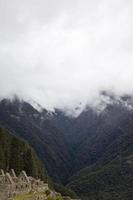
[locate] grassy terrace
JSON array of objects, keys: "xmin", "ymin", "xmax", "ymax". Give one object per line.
[
  {"xmin": 12, "ymin": 193, "xmax": 33, "ymax": 200},
  {"xmin": 12, "ymin": 191, "xmax": 63, "ymax": 200}
]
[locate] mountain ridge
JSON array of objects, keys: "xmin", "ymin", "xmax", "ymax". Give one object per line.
[{"xmin": 1, "ymin": 93, "xmax": 133, "ymax": 199}]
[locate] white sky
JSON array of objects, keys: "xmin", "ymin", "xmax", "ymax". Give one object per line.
[{"xmin": 0, "ymin": 0, "xmax": 133, "ymax": 110}]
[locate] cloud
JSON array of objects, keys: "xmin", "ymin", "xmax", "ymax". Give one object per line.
[{"xmin": 0, "ymin": 0, "xmax": 133, "ymax": 110}]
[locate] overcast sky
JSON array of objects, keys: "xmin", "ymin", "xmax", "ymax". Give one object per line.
[{"xmin": 0, "ymin": 0, "xmax": 133, "ymax": 110}]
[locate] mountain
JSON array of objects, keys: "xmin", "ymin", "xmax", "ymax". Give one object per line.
[
  {"xmin": 1, "ymin": 93, "xmax": 133, "ymax": 199},
  {"xmin": 0, "ymin": 127, "xmax": 47, "ymax": 181},
  {"xmin": 49, "ymin": 93, "xmax": 133, "ymax": 199},
  {"xmin": 0, "ymin": 98, "xmax": 72, "ymax": 183},
  {"xmin": 49, "ymin": 94, "xmax": 133, "ymax": 173},
  {"xmin": 67, "ymin": 156, "xmax": 133, "ymax": 200}
]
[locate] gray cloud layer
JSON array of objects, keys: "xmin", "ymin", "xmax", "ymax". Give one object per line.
[{"xmin": 0, "ymin": 0, "xmax": 133, "ymax": 110}]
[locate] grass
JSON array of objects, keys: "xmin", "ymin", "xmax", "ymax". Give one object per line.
[
  {"xmin": 12, "ymin": 191, "xmax": 45, "ymax": 200},
  {"xmin": 12, "ymin": 191, "xmax": 63, "ymax": 200},
  {"xmin": 12, "ymin": 193, "xmax": 33, "ymax": 200}
]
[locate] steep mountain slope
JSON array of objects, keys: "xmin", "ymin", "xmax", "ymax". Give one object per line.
[
  {"xmin": 65, "ymin": 95, "xmax": 133, "ymax": 199},
  {"xmin": 67, "ymin": 156, "xmax": 133, "ymax": 200},
  {"xmin": 0, "ymin": 127, "xmax": 47, "ymax": 181},
  {"xmin": 0, "ymin": 98, "xmax": 72, "ymax": 183},
  {"xmin": 1, "ymin": 93, "xmax": 133, "ymax": 189},
  {"xmin": 74, "ymin": 98, "xmax": 133, "ymax": 170},
  {"xmin": 49, "ymin": 107, "xmax": 99, "ymax": 171},
  {"xmin": 49, "ymin": 94, "xmax": 133, "ymax": 174}
]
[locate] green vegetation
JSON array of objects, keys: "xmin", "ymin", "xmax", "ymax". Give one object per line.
[
  {"xmin": 0, "ymin": 127, "xmax": 48, "ymax": 181},
  {"xmin": 0, "ymin": 99, "xmax": 72, "ymax": 183},
  {"xmin": 12, "ymin": 191, "xmax": 64, "ymax": 200},
  {"xmin": 12, "ymin": 192, "xmax": 33, "ymax": 200},
  {"xmin": 68, "ymin": 157, "xmax": 133, "ymax": 200},
  {"xmin": 54, "ymin": 183, "xmax": 78, "ymax": 199},
  {"xmin": 2, "ymin": 97, "xmax": 133, "ymax": 199},
  {"xmin": 47, "ymin": 197, "xmax": 63, "ymax": 200}
]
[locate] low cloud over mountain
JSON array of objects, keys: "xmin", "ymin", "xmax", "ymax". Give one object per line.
[{"xmin": 0, "ymin": 0, "xmax": 133, "ymax": 110}]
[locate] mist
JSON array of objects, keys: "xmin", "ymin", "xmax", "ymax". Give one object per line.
[{"xmin": 0, "ymin": 0, "xmax": 133, "ymax": 110}]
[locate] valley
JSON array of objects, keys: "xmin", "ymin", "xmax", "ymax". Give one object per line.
[{"xmin": 0, "ymin": 94, "xmax": 133, "ymax": 199}]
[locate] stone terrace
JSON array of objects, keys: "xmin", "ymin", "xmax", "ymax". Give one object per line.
[{"xmin": 0, "ymin": 169, "xmax": 48, "ymax": 199}]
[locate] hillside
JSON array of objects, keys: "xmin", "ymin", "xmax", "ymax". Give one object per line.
[
  {"xmin": 67, "ymin": 156, "xmax": 133, "ymax": 200},
  {"xmin": 0, "ymin": 127, "xmax": 48, "ymax": 181},
  {"xmin": 0, "ymin": 98, "xmax": 72, "ymax": 183},
  {"xmin": 49, "ymin": 94, "xmax": 133, "ymax": 173},
  {"xmin": 1, "ymin": 94, "xmax": 133, "ymax": 199}
]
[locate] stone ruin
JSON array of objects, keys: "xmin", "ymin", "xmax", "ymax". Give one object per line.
[
  {"xmin": 0, "ymin": 169, "xmax": 81, "ymax": 200},
  {"xmin": 0, "ymin": 169, "xmax": 48, "ymax": 199}
]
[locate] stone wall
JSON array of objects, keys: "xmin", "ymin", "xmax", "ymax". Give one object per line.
[{"xmin": 0, "ymin": 169, "xmax": 48, "ymax": 199}]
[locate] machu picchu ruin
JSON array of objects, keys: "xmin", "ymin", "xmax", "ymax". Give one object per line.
[
  {"xmin": 0, "ymin": 169, "xmax": 80, "ymax": 200},
  {"xmin": 0, "ymin": 169, "xmax": 49, "ymax": 199}
]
